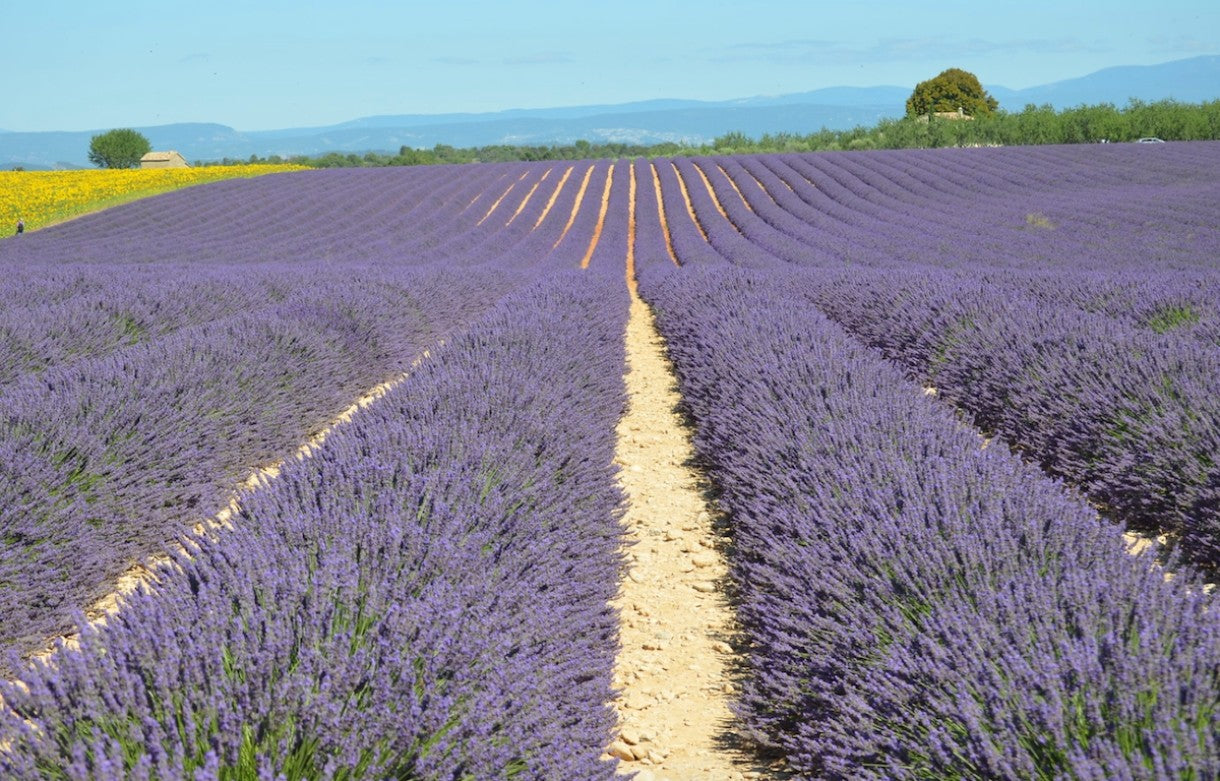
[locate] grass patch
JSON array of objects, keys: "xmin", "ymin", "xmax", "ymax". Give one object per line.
[
  {"xmin": 1144, "ymin": 304, "xmax": 1200, "ymax": 333},
  {"xmin": 1024, "ymin": 212, "xmax": 1055, "ymax": 230}
]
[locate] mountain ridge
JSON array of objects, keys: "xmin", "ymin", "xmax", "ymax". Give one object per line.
[{"xmin": 3, "ymin": 55, "xmax": 1216, "ymax": 169}]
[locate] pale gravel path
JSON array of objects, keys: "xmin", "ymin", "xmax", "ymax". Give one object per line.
[{"xmin": 606, "ymin": 288, "xmax": 781, "ymax": 780}]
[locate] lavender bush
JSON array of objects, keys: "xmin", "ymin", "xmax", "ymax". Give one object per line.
[
  {"xmin": 0, "ymin": 271, "xmax": 629, "ymax": 779},
  {"xmin": 646, "ymin": 145, "xmax": 1220, "ymax": 567},
  {"xmin": 796, "ymin": 269, "xmax": 1220, "ymax": 567},
  {"xmin": 0, "ymin": 163, "xmax": 615, "ymax": 669},
  {"xmin": 0, "ymin": 267, "xmax": 538, "ymax": 667},
  {"xmin": 637, "ymin": 263, "xmax": 1220, "ymax": 779}
]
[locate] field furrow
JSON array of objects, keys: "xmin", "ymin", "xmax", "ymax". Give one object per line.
[
  {"xmin": 581, "ymin": 164, "xmax": 616, "ymax": 269},
  {"xmin": 646, "ymin": 162, "xmax": 679, "ymax": 266},
  {"xmin": 534, "ymin": 164, "xmax": 575, "ymax": 229},
  {"xmin": 477, "ymin": 169, "xmax": 532, "ymax": 225},
  {"xmin": 609, "ymin": 280, "xmax": 765, "ymax": 779},
  {"xmin": 553, "ymin": 162, "xmax": 598, "ymax": 251},
  {"xmin": 2, "ymin": 142, "xmax": 1219, "ymax": 779}
]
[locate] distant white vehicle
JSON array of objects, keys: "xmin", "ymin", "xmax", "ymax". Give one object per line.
[{"xmin": 1136, "ymin": 137, "xmax": 1166, "ymax": 143}]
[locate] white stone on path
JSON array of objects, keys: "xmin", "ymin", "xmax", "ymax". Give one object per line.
[{"xmin": 608, "ymin": 741, "xmax": 635, "ymax": 761}]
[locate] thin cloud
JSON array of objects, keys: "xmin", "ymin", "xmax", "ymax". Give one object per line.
[
  {"xmin": 1146, "ymin": 34, "xmax": 1217, "ymax": 54},
  {"xmin": 433, "ymin": 56, "xmax": 481, "ymax": 66},
  {"xmin": 502, "ymin": 52, "xmax": 573, "ymax": 66},
  {"xmin": 710, "ymin": 36, "xmax": 1106, "ymax": 66},
  {"xmin": 952, "ymin": 37, "xmax": 1108, "ymax": 56}
]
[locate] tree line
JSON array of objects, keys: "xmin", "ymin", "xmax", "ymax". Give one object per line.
[
  {"xmin": 199, "ymin": 98, "xmax": 1220, "ymax": 169},
  {"xmin": 206, "ymin": 139, "xmax": 691, "ymax": 168}
]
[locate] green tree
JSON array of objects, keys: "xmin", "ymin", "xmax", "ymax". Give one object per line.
[
  {"xmin": 906, "ymin": 68, "xmax": 999, "ymax": 118},
  {"xmin": 88, "ymin": 128, "xmax": 152, "ymax": 168}
]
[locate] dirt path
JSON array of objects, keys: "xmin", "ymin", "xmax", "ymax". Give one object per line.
[
  {"xmin": 554, "ymin": 164, "xmax": 597, "ymax": 249},
  {"xmin": 607, "ymin": 286, "xmax": 776, "ymax": 780},
  {"xmin": 649, "ymin": 164, "xmax": 679, "ymax": 268},
  {"xmin": 581, "ymin": 164, "xmax": 616, "ymax": 268},
  {"xmin": 477, "ymin": 171, "xmax": 530, "ymax": 225},
  {"xmin": 505, "ymin": 167, "xmax": 551, "ymax": 226},
  {"xmin": 534, "ymin": 165, "xmax": 575, "ymax": 229},
  {"xmin": 669, "ymin": 162, "xmax": 709, "ymax": 242}
]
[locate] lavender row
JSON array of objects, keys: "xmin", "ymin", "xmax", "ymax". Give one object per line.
[
  {"xmin": 711, "ymin": 153, "xmax": 1220, "ymax": 347},
  {"xmin": 548, "ymin": 163, "xmax": 610, "ymax": 262},
  {"xmin": 722, "ymin": 155, "xmax": 1220, "ymax": 344},
  {"xmin": 0, "ymin": 166, "xmax": 491, "ymax": 268},
  {"xmin": 796, "ymin": 268, "xmax": 1220, "ymax": 567},
  {"xmin": 834, "ymin": 145, "xmax": 1220, "ymax": 248},
  {"xmin": 337, "ymin": 161, "xmax": 603, "ymax": 269},
  {"xmin": 646, "ymin": 160, "xmax": 724, "ymax": 267},
  {"xmin": 941, "ymin": 268, "xmax": 1220, "ymax": 348},
  {"xmin": 0, "ymin": 165, "xmax": 515, "ymax": 382},
  {"xmin": 884, "ymin": 142, "xmax": 1220, "ymax": 200},
  {"xmin": 0, "ymin": 155, "xmax": 629, "ymax": 666},
  {"xmin": 0, "ymin": 163, "xmax": 555, "ymax": 270},
  {"xmin": 716, "ymin": 154, "xmax": 1220, "ymax": 344},
  {"xmin": 659, "ymin": 150, "xmax": 1220, "ymax": 564},
  {"xmin": 784, "ymin": 143, "xmax": 1220, "ymax": 240},
  {"xmin": 585, "ymin": 162, "xmax": 633, "ymax": 273},
  {"xmin": 0, "ymin": 161, "xmax": 602, "ymax": 388},
  {"xmin": 411, "ymin": 164, "xmax": 560, "ymax": 265},
  {"xmin": 0, "ymin": 271, "xmax": 630, "ymax": 779},
  {"xmin": 629, "ymin": 160, "xmax": 678, "ymax": 269},
  {"xmin": 660, "ymin": 158, "xmax": 761, "ymax": 268},
  {"xmin": 718, "ymin": 151, "xmax": 1220, "ymax": 275},
  {"xmin": 636, "ymin": 263, "xmax": 1220, "ymax": 779},
  {"xmin": 0, "ymin": 266, "xmax": 356, "ymax": 390},
  {"xmin": 0, "ymin": 265, "xmax": 526, "ymax": 668}
]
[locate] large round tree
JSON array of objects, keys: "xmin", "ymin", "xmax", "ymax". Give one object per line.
[
  {"xmin": 906, "ymin": 68, "xmax": 999, "ymax": 118},
  {"xmin": 88, "ymin": 128, "xmax": 152, "ymax": 168}
]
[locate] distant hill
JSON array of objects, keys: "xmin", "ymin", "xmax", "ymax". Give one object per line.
[
  {"xmin": 2, "ymin": 55, "xmax": 1216, "ymax": 169},
  {"xmin": 990, "ymin": 56, "xmax": 1220, "ymax": 108}
]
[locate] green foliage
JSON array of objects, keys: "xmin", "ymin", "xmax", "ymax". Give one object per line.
[
  {"xmin": 197, "ymin": 98, "xmax": 1220, "ymax": 169},
  {"xmin": 87, "ymin": 128, "xmax": 152, "ymax": 169},
  {"xmin": 907, "ymin": 68, "xmax": 999, "ymax": 118},
  {"xmin": 1024, "ymin": 212, "xmax": 1054, "ymax": 230},
  {"xmin": 1144, "ymin": 304, "xmax": 1201, "ymax": 333}
]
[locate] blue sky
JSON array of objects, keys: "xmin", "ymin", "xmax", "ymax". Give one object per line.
[{"xmin": 3, "ymin": 0, "xmax": 1216, "ymax": 132}]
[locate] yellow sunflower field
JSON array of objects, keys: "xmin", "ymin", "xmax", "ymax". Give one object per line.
[{"xmin": 1, "ymin": 164, "xmax": 308, "ymax": 235}]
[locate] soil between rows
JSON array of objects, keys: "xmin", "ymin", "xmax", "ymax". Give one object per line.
[{"xmin": 606, "ymin": 288, "xmax": 781, "ymax": 780}]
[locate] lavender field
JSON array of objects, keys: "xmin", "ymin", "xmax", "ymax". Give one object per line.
[{"xmin": 1, "ymin": 143, "xmax": 1219, "ymax": 779}]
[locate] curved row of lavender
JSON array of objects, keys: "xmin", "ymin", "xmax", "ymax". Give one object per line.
[
  {"xmin": 0, "ymin": 161, "xmax": 613, "ymax": 670},
  {"xmin": 711, "ymin": 147, "xmax": 1220, "ymax": 329},
  {"xmin": 0, "ymin": 161, "xmax": 594, "ymax": 380},
  {"xmin": 0, "ymin": 269, "xmax": 630, "ymax": 779},
  {"xmin": 634, "ymin": 261, "xmax": 1220, "ymax": 779},
  {"xmin": 794, "ymin": 269, "xmax": 1220, "ymax": 566},
  {"xmin": 667, "ymin": 145, "xmax": 1220, "ymax": 568},
  {"xmin": 736, "ymin": 144, "xmax": 1219, "ymax": 273},
  {"xmin": 628, "ymin": 149, "xmax": 1220, "ymax": 776},
  {"xmin": 2, "ymin": 163, "xmax": 589, "ymax": 269}
]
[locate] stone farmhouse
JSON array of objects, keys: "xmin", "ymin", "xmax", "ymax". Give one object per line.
[{"xmin": 140, "ymin": 150, "xmax": 190, "ymax": 169}]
